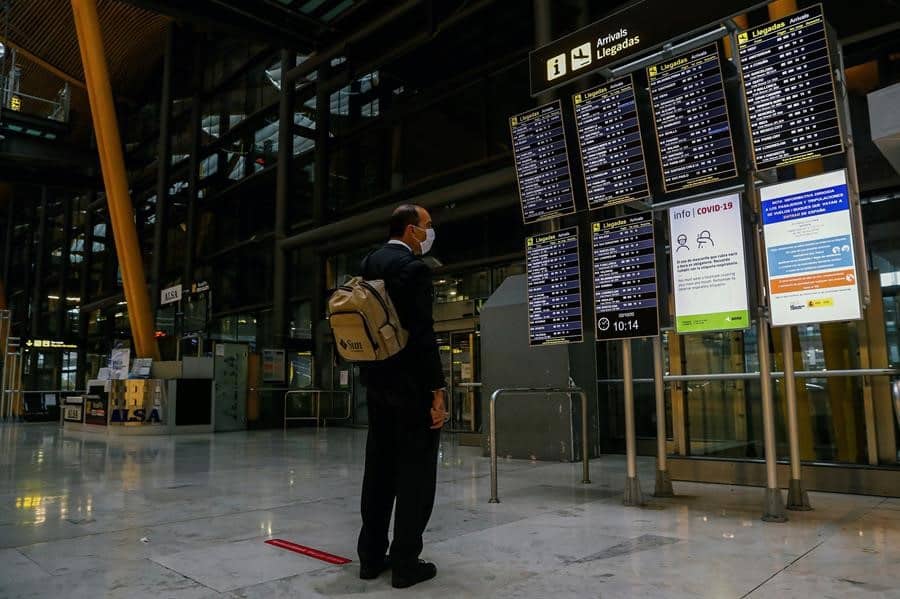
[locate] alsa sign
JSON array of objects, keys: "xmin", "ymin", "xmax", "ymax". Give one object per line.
[
  {"xmin": 529, "ymin": 0, "xmax": 766, "ymax": 96},
  {"xmin": 111, "ymin": 408, "xmax": 163, "ymax": 424}
]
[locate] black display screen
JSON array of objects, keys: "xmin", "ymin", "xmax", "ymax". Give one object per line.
[
  {"xmin": 509, "ymin": 101, "xmax": 577, "ymax": 224},
  {"xmin": 526, "ymin": 227, "xmax": 584, "ymax": 346},
  {"xmin": 592, "ymin": 214, "xmax": 659, "ymax": 341},
  {"xmin": 648, "ymin": 43, "xmax": 738, "ymax": 193},
  {"xmin": 738, "ymin": 4, "xmax": 843, "ymax": 170},
  {"xmin": 573, "ymin": 74, "xmax": 650, "ymax": 210}
]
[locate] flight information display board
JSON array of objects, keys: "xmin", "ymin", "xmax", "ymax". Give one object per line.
[
  {"xmin": 591, "ymin": 214, "xmax": 659, "ymax": 341},
  {"xmin": 738, "ymin": 4, "xmax": 843, "ymax": 170},
  {"xmin": 509, "ymin": 101, "xmax": 577, "ymax": 224},
  {"xmin": 648, "ymin": 43, "xmax": 738, "ymax": 193},
  {"xmin": 526, "ymin": 227, "xmax": 584, "ymax": 346},
  {"xmin": 573, "ymin": 75, "xmax": 650, "ymax": 210}
]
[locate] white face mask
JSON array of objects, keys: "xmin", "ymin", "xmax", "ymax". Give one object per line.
[{"xmin": 415, "ymin": 226, "xmax": 436, "ymax": 255}]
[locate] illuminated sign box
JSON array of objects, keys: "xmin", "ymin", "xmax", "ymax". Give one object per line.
[
  {"xmin": 760, "ymin": 170, "xmax": 862, "ymax": 326},
  {"xmin": 509, "ymin": 101, "xmax": 577, "ymax": 224},
  {"xmin": 647, "ymin": 43, "xmax": 738, "ymax": 193},
  {"xmin": 573, "ymin": 75, "xmax": 651, "ymax": 210},
  {"xmin": 669, "ymin": 194, "xmax": 750, "ymax": 333},
  {"xmin": 526, "ymin": 227, "xmax": 584, "ymax": 346},
  {"xmin": 591, "ymin": 213, "xmax": 659, "ymax": 341},
  {"xmin": 737, "ymin": 4, "xmax": 844, "ymax": 171}
]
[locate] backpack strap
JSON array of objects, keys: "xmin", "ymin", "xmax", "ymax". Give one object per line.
[{"xmin": 360, "ymin": 250, "xmax": 375, "ymax": 278}]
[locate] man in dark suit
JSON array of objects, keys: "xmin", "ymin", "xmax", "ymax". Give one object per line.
[{"xmin": 357, "ymin": 203, "xmax": 447, "ymax": 589}]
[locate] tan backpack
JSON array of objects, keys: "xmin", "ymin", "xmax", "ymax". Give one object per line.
[{"xmin": 328, "ymin": 277, "xmax": 408, "ymax": 362}]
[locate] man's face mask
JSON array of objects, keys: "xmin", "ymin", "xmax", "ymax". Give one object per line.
[{"xmin": 413, "ymin": 225, "xmax": 436, "ymax": 255}]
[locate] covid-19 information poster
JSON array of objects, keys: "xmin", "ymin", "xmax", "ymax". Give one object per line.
[
  {"xmin": 761, "ymin": 170, "xmax": 862, "ymax": 326},
  {"xmin": 669, "ymin": 194, "xmax": 750, "ymax": 333}
]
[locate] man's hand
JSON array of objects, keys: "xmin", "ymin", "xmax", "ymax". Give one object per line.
[{"xmin": 430, "ymin": 389, "xmax": 447, "ymax": 430}]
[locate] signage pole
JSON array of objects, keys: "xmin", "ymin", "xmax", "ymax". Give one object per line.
[
  {"xmin": 652, "ymin": 335, "xmax": 674, "ymax": 497},
  {"xmin": 751, "ymin": 180, "xmax": 787, "ymax": 523},
  {"xmin": 782, "ymin": 326, "xmax": 811, "ymax": 510},
  {"xmin": 731, "ymin": 24, "xmax": 787, "ymax": 523},
  {"xmin": 622, "ymin": 338, "xmax": 643, "ymax": 506}
]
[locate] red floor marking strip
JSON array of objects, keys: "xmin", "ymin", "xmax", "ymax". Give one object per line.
[{"xmin": 265, "ymin": 539, "xmax": 352, "ymax": 565}]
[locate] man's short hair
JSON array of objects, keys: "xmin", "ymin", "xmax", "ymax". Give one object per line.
[{"xmin": 389, "ymin": 204, "xmax": 421, "ymax": 238}]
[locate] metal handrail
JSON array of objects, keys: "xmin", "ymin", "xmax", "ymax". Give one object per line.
[
  {"xmin": 283, "ymin": 389, "xmax": 351, "ymax": 432},
  {"xmin": 489, "ymin": 387, "xmax": 591, "ymax": 504},
  {"xmin": 598, "ymin": 368, "xmax": 900, "ymax": 385}
]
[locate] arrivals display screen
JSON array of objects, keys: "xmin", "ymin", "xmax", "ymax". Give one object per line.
[
  {"xmin": 526, "ymin": 227, "xmax": 584, "ymax": 346},
  {"xmin": 573, "ymin": 75, "xmax": 650, "ymax": 209},
  {"xmin": 738, "ymin": 4, "xmax": 843, "ymax": 170},
  {"xmin": 591, "ymin": 214, "xmax": 659, "ymax": 341},
  {"xmin": 648, "ymin": 43, "xmax": 738, "ymax": 193},
  {"xmin": 509, "ymin": 101, "xmax": 577, "ymax": 224}
]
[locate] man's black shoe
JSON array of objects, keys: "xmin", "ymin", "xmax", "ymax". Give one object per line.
[
  {"xmin": 391, "ymin": 560, "xmax": 437, "ymax": 589},
  {"xmin": 359, "ymin": 555, "xmax": 391, "ymax": 580}
]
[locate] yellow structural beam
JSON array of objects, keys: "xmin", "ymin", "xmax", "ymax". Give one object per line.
[{"xmin": 70, "ymin": 0, "xmax": 159, "ymax": 360}]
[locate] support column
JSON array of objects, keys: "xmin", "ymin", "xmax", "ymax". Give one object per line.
[
  {"xmin": 2, "ymin": 197, "xmax": 13, "ymax": 302},
  {"xmin": 273, "ymin": 49, "xmax": 295, "ymax": 349},
  {"xmin": 313, "ymin": 63, "xmax": 331, "ymax": 222},
  {"xmin": 77, "ymin": 193, "xmax": 94, "ymax": 388},
  {"xmin": 31, "ymin": 187, "xmax": 48, "ymax": 338},
  {"xmin": 152, "ymin": 23, "xmax": 175, "ymax": 312},
  {"xmin": 71, "ymin": 0, "xmax": 159, "ymax": 360},
  {"xmin": 184, "ymin": 92, "xmax": 200, "ymax": 285},
  {"xmin": 57, "ymin": 194, "xmax": 74, "ymax": 336}
]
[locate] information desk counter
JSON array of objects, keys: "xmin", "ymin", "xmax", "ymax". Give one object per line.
[{"xmin": 62, "ymin": 378, "xmax": 215, "ymax": 436}]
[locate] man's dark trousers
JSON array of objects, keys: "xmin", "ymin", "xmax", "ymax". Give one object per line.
[{"xmin": 357, "ymin": 386, "xmax": 440, "ymax": 569}]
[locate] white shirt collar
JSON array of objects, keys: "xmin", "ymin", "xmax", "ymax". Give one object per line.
[{"xmin": 387, "ymin": 239, "xmax": 413, "ymax": 253}]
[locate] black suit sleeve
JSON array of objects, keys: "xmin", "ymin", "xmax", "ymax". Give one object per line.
[{"xmin": 403, "ymin": 260, "xmax": 447, "ymax": 391}]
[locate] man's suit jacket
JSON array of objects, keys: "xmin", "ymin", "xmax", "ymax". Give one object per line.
[{"xmin": 359, "ymin": 243, "xmax": 446, "ymax": 403}]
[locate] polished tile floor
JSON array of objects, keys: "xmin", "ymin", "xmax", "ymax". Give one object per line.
[{"xmin": 1, "ymin": 423, "xmax": 898, "ymax": 598}]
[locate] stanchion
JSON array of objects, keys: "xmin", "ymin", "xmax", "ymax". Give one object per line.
[
  {"xmin": 622, "ymin": 339, "xmax": 643, "ymax": 506},
  {"xmin": 652, "ymin": 335, "xmax": 674, "ymax": 497},
  {"xmin": 782, "ymin": 327, "xmax": 812, "ymax": 510}
]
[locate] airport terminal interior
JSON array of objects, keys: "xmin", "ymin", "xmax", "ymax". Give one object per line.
[{"xmin": 1, "ymin": 0, "xmax": 900, "ymax": 596}]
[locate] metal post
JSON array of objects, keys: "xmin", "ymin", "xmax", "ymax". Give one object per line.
[
  {"xmin": 488, "ymin": 387, "xmax": 590, "ymax": 504},
  {"xmin": 71, "ymin": 0, "xmax": 160, "ymax": 360},
  {"xmin": 730, "ymin": 25, "xmax": 787, "ymax": 522},
  {"xmin": 622, "ymin": 340, "xmax": 644, "ymax": 506},
  {"xmin": 580, "ymin": 390, "xmax": 590, "ymax": 484},
  {"xmin": 755, "ymin": 237, "xmax": 786, "ymax": 522},
  {"xmin": 782, "ymin": 327, "xmax": 811, "ymax": 510},
  {"xmin": 489, "ymin": 388, "xmax": 499, "ymax": 503},
  {"xmin": 652, "ymin": 335, "xmax": 674, "ymax": 497},
  {"xmin": 151, "ymin": 23, "xmax": 175, "ymax": 312}
]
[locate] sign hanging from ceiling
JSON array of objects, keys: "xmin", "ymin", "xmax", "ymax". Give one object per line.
[
  {"xmin": 509, "ymin": 101, "xmax": 577, "ymax": 224},
  {"xmin": 529, "ymin": 0, "xmax": 768, "ymax": 96},
  {"xmin": 760, "ymin": 170, "xmax": 862, "ymax": 326},
  {"xmin": 572, "ymin": 75, "xmax": 650, "ymax": 210},
  {"xmin": 647, "ymin": 43, "xmax": 739, "ymax": 193},
  {"xmin": 737, "ymin": 4, "xmax": 844, "ymax": 170},
  {"xmin": 669, "ymin": 193, "xmax": 750, "ymax": 333}
]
